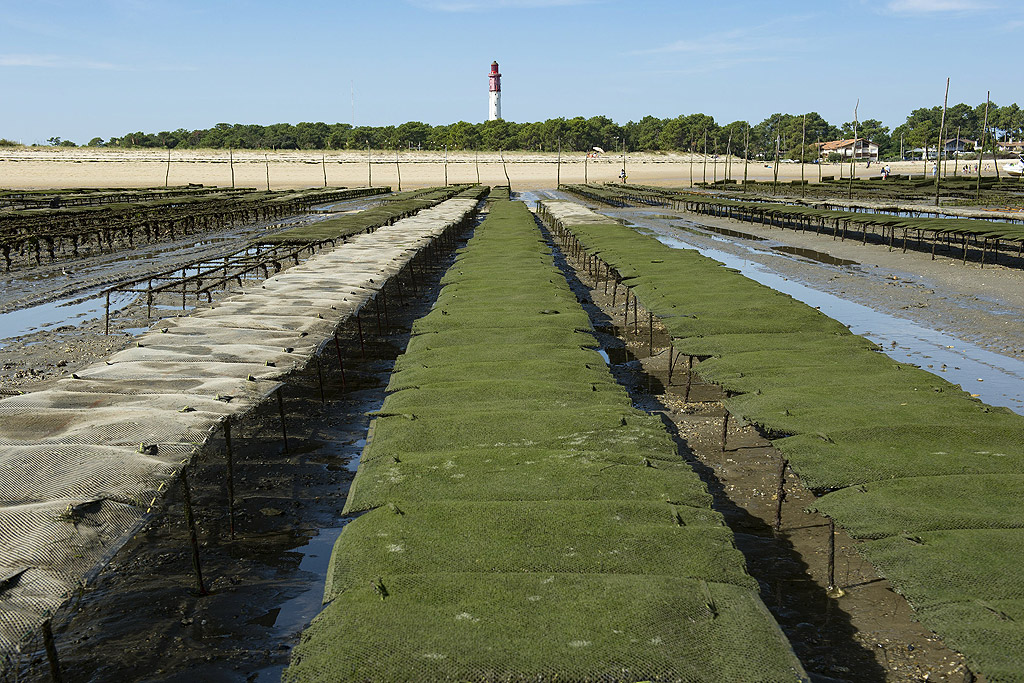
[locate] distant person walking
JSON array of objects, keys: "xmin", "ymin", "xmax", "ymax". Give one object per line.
[{"xmin": 619, "ymin": 169, "xmax": 627, "ymax": 184}]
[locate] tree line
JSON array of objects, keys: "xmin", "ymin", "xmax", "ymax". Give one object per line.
[{"xmin": 24, "ymin": 101, "xmax": 1024, "ymax": 159}]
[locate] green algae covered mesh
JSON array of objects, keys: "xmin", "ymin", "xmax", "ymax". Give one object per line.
[
  {"xmin": 535, "ymin": 198, "xmax": 1024, "ymax": 681},
  {"xmin": 285, "ymin": 200, "xmax": 806, "ymax": 682},
  {"xmin": 290, "ymin": 574, "xmax": 801, "ymax": 682}
]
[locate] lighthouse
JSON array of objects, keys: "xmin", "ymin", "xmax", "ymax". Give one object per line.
[{"xmin": 488, "ymin": 61, "xmax": 501, "ymax": 121}]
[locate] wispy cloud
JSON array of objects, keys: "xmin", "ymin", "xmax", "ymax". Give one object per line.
[
  {"xmin": 409, "ymin": 0, "xmax": 592, "ymax": 11},
  {"xmin": 631, "ymin": 17, "xmax": 811, "ymax": 59},
  {"xmin": 0, "ymin": 54, "xmax": 121, "ymax": 69},
  {"xmin": 0, "ymin": 53, "xmax": 196, "ymax": 71},
  {"xmin": 886, "ymin": 0, "xmax": 995, "ymax": 13},
  {"xmin": 651, "ymin": 56, "xmax": 781, "ymax": 77}
]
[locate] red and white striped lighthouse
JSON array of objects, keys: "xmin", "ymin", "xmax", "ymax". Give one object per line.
[{"xmin": 488, "ymin": 61, "xmax": 501, "ymax": 121}]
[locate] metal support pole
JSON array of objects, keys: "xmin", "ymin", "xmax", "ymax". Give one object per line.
[
  {"xmin": 356, "ymin": 313, "xmax": 365, "ymax": 358},
  {"xmin": 684, "ymin": 355, "xmax": 693, "ymax": 402},
  {"xmin": 773, "ymin": 458, "xmax": 787, "ymax": 532},
  {"xmin": 316, "ymin": 356, "xmax": 326, "ymax": 404},
  {"xmin": 276, "ymin": 388, "xmax": 289, "ymax": 453},
  {"xmin": 334, "ymin": 333, "xmax": 347, "ymax": 392},
  {"xmin": 826, "ymin": 518, "xmax": 843, "ymax": 598},
  {"xmin": 648, "ymin": 312, "xmax": 654, "ymax": 355},
  {"xmin": 180, "ymin": 469, "xmax": 208, "ymax": 595},
  {"xmin": 720, "ymin": 411, "xmax": 729, "ymax": 451},
  {"xmin": 224, "ymin": 419, "xmax": 235, "ymax": 539},
  {"xmin": 42, "ymin": 619, "xmax": 64, "ymax": 683}
]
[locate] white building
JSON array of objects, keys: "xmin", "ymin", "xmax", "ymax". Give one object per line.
[{"xmin": 818, "ymin": 138, "xmax": 879, "ymax": 162}]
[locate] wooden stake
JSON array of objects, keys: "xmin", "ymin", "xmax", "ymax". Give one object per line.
[
  {"xmin": 165, "ymin": 148, "xmax": 171, "ymax": 188},
  {"xmin": 848, "ymin": 99, "xmax": 859, "ymax": 200},
  {"xmin": 702, "ymin": 129, "xmax": 708, "ymax": 186},
  {"xmin": 952, "ymin": 125, "xmax": 960, "ymax": 177},
  {"xmin": 395, "ymin": 148, "xmax": 401, "ymax": 192},
  {"xmin": 720, "ymin": 411, "xmax": 729, "ymax": 451},
  {"xmin": 936, "ymin": 77, "xmax": 950, "ymax": 206},
  {"xmin": 556, "ymin": 138, "xmax": 561, "ymax": 188},
  {"xmin": 264, "ymin": 153, "xmax": 271, "ymax": 191},
  {"xmin": 743, "ymin": 124, "xmax": 750, "ymax": 191},
  {"xmin": 800, "ymin": 113, "xmax": 807, "ymax": 197},
  {"xmin": 500, "ymin": 149, "xmax": 511, "ymax": 189},
  {"xmin": 772, "ymin": 116, "xmax": 781, "ymax": 195},
  {"xmin": 689, "ymin": 140, "xmax": 695, "ymax": 188},
  {"xmin": 725, "ymin": 130, "xmax": 733, "ymax": 182},
  {"xmin": 621, "ymin": 137, "xmax": 626, "ymax": 184},
  {"xmin": 977, "ymin": 95, "xmax": 990, "ymax": 201},
  {"xmin": 367, "ymin": 140, "xmax": 372, "ymax": 187},
  {"xmin": 991, "ymin": 124, "xmax": 1001, "ymax": 181},
  {"xmin": 180, "ymin": 468, "xmax": 208, "ymax": 595},
  {"xmin": 475, "ymin": 147, "xmax": 480, "ymax": 184},
  {"xmin": 229, "ymin": 149, "xmax": 235, "ymax": 188},
  {"xmin": 322, "ymin": 154, "xmax": 328, "ymax": 187},
  {"xmin": 712, "ymin": 133, "xmax": 718, "ymax": 185}
]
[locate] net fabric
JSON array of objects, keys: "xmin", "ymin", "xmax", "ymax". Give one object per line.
[
  {"xmin": 0, "ymin": 193, "xmax": 483, "ymax": 663},
  {"xmin": 285, "ymin": 200, "xmax": 805, "ymax": 682},
  {"xmin": 537, "ymin": 198, "xmax": 1024, "ymax": 681}
]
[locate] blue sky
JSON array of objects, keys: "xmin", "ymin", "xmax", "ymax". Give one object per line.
[{"xmin": 1, "ymin": 0, "xmax": 1021, "ymax": 144}]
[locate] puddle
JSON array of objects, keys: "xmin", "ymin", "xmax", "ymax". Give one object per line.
[
  {"xmin": 645, "ymin": 230, "xmax": 1024, "ymax": 415},
  {"xmin": 770, "ymin": 245, "xmax": 859, "ymax": 267},
  {"xmin": 685, "ymin": 223, "xmax": 767, "ymax": 241},
  {"xmin": 250, "ymin": 521, "xmax": 354, "ymax": 682},
  {"xmin": 0, "ymin": 291, "xmax": 135, "ymax": 347},
  {"xmin": 596, "ymin": 348, "xmax": 610, "ymax": 365}
]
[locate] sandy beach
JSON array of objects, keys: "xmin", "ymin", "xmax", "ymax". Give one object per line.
[{"xmin": 0, "ymin": 147, "xmax": 1002, "ymax": 192}]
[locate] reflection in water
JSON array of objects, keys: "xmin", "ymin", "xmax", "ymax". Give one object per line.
[{"xmin": 647, "ymin": 228, "xmax": 1024, "ymax": 415}]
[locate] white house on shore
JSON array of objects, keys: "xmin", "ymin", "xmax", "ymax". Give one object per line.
[{"xmin": 817, "ymin": 138, "xmax": 879, "ymax": 162}]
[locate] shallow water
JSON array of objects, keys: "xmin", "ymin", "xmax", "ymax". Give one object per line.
[
  {"xmin": 250, "ymin": 522, "xmax": 353, "ymax": 682},
  {"xmin": 642, "ymin": 223, "xmax": 1024, "ymax": 415},
  {"xmin": 0, "ymin": 291, "xmax": 135, "ymax": 346}
]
